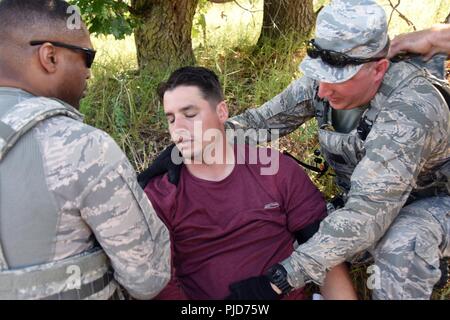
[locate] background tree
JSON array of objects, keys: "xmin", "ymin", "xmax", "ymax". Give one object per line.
[
  {"xmin": 257, "ymin": 0, "xmax": 315, "ymax": 46},
  {"xmin": 131, "ymin": 0, "xmax": 199, "ymax": 71},
  {"xmin": 72, "ymin": 0, "xmax": 201, "ymax": 71},
  {"xmin": 70, "ymin": 0, "xmax": 316, "ymax": 72}
]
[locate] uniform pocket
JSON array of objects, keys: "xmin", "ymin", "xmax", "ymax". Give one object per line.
[{"xmin": 414, "ymin": 235, "xmax": 440, "ymax": 268}]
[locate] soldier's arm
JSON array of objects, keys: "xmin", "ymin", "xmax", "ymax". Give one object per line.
[
  {"xmin": 226, "ymin": 76, "xmax": 316, "ymax": 142},
  {"xmin": 79, "ymin": 136, "xmax": 171, "ymax": 300},
  {"xmin": 281, "ymin": 88, "xmax": 446, "ymax": 288}
]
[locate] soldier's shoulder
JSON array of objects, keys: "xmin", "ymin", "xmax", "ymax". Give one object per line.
[
  {"xmin": 42, "ymin": 116, "xmax": 116, "ymax": 142},
  {"xmin": 393, "ymin": 77, "xmax": 446, "ymax": 121},
  {"xmin": 37, "ymin": 116, "xmax": 126, "ymax": 166},
  {"xmin": 380, "ymin": 64, "xmax": 446, "ymax": 122}
]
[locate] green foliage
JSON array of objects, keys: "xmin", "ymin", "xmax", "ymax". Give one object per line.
[
  {"xmin": 68, "ymin": 0, "xmax": 137, "ymax": 39},
  {"xmin": 81, "ymin": 61, "xmax": 173, "ymax": 171},
  {"xmin": 192, "ymin": 0, "xmax": 211, "ymax": 46}
]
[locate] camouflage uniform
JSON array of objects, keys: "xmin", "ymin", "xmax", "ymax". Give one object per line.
[
  {"xmin": 0, "ymin": 87, "xmax": 171, "ymax": 299},
  {"xmin": 228, "ymin": 0, "xmax": 450, "ymax": 299}
]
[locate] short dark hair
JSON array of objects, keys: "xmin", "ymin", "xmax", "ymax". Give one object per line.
[
  {"xmin": 157, "ymin": 66, "xmax": 224, "ymax": 106},
  {"xmin": 0, "ymin": 0, "xmax": 78, "ymax": 41}
]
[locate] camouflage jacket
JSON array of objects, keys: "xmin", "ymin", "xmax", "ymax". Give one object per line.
[
  {"xmin": 0, "ymin": 88, "xmax": 170, "ymax": 299},
  {"xmin": 228, "ymin": 61, "xmax": 450, "ymax": 286}
]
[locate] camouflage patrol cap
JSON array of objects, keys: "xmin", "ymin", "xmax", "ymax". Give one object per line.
[{"xmin": 300, "ymin": 0, "xmax": 389, "ymax": 83}]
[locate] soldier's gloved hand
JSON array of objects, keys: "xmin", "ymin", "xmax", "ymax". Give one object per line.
[
  {"xmin": 137, "ymin": 144, "xmax": 183, "ymax": 188},
  {"xmin": 225, "ymin": 276, "xmax": 281, "ymax": 300}
]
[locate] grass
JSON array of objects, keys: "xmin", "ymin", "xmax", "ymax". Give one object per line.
[{"xmin": 81, "ymin": 0, "xmax": 450, "ymax": 299}]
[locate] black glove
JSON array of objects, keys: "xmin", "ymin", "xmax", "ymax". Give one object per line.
[
  {"xmin": 225, "ymin": 276, "xmax": 281, "ymax": 300},
  {"xmin": 137, "ymin": 144, "xmax": 183, "ymax": 189}
]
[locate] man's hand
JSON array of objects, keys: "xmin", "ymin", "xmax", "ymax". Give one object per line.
[
  {"xmin": 225, "ymin": 276, "xmax": 282, "ymax": 300},
  {"xmin": 388, "ymin": 24, "xmax": 450, "ymax": 60},
  {"xmin": 137, "ymin": 144, "xmax": 183, "ymax": 188}
]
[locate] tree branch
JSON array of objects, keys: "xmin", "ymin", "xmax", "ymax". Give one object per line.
[
  {"xmin": 208, "ymin": 0, "xmax": 262, "ymax": 13},
  {"xmin": 208, "ymin": 0, "xmax": 234, "ymax": 3},
  {"xmin": 232, "ymin": 0, "xmax": 263, "ymax": 13},
  {"xmin": 116, "ymin": 0, "xmax": 138, "ymax": 16},
  {"xmin": 387, "ymin": 0, "xmax": 416, "ymax": 31}
]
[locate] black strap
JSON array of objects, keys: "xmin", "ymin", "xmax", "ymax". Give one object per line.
[
  {"xmin": 314, "ymin": 88, "xmax": 331, "ymax": 128},
  {"xmin": 356, "ymin": 116, "xmax": 373, "ymax": 141},
  {"xmin": 282, "ymin": 150, "xmax": 328, "ymax": 175}
]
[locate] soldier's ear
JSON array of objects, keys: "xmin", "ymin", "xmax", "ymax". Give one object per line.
[
  {"xmin": 373, "ymin": 58, "xmax": 390, "ymax": 82},
  {"xmin": 37, "ymin": 43, "xmax": 58, "ymax": 74}
]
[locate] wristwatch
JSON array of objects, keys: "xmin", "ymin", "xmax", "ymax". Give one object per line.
[{"xmin": 266, "ymin": 264, "xmax": 293, "ymax": 295}]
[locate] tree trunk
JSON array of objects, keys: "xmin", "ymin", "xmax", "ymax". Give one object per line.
[
  {"xmin": 131, "ymin": 0, "xmax": 199, "ymax": 72},
  {"xmin": 257, "ymin": 0, "xmax": 315, "ymax": 46}
]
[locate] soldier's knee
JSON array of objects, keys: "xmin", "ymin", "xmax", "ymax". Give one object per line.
[
  {"xmin": 372, "ymin": 234, "xmax": 442, "ymax": 299},
  {"xmin": 376, "ymin": 234, "xmax": 441, "ymax": 282},
  {"xmin": 371, "ymin": 198, "xmax": 449, "ymax": 299},
  {"xmin": 373, "ymin": 224, "xmax": 416, "ymax": 261},
  {"xmin": 375, "ymin": 227, "xmax": 441, "ymax": 267}
]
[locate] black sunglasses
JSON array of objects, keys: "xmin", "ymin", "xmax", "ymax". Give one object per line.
[
  {"xmin": 30, "ymin": 40, "xmax": 96, "ymax": 68},
  {"xmin": 306, "ymin": 39, "xmax": 384, "ymax": 68}
]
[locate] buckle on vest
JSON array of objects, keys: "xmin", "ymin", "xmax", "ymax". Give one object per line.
[{"xmin": 357, "ymin": 118, "xmax": 373, "ymax": 141}]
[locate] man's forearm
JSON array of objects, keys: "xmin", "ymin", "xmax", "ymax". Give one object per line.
[
  {"xmin": 430, "ymin": 24, "xmax": 450, "ymax": 55},
  {"xmin": 320, "ymin": 263, "xmax": 358, "ymax": 300},
  {"xmin": 389, "ymin": 24, "xmax": 450, "ymax": 59}
]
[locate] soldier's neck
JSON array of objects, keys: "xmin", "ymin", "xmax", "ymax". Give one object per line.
[{"xmin": 0, "ymin": 78, "xmax": 39, "ymax": 98}]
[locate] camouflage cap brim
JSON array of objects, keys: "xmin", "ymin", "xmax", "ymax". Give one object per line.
[{"xmin": 299, "ymin": 55, "xmax": 363, "ymax": 84}]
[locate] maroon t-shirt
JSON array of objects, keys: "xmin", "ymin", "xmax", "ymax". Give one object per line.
[{"xmin": 144, "ymin": 145, "xmax": 326, "ymax": 300}]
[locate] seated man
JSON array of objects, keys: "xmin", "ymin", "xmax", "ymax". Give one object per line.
[{"xmin": 141, "ymin": 66, "xmax": 357, "ymax": 300}]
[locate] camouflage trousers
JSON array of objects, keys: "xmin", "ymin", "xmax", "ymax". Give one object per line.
[{"xmin": 370, "ymin": 195, "xmax": 450, "ymax": 300}]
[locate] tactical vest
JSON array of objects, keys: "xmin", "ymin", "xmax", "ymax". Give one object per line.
[
  {"xmin": 0, "ymin": 97, "xmax": 115, "ymax": 299},
  {"xmin": 314, "ymin": 62, "xmax": 450, "ymax": 196}
]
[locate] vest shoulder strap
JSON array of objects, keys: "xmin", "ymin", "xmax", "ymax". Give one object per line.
[
  {"xmin": 357, "ymin": 68, "xmax": 430, "ymax": 141},
  {"xmin": 426, "ymin": 73, "xmax": 450, "ymax": 109},
  {"xmin": 0, "ymin": 97, "xmax": 83, "ymax": 162}
]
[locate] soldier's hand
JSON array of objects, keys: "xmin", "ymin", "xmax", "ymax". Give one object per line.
[
  {"xmin": 388, "ymin": 24, "xmax": 450, "ymax": 61},
  {"xmin": 225, "ymin": 276, "xmax": 281, "ymax": 300},
  {"xmin": 138, "ymin": 144, "xmax": 183, "ymax": 188}
]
